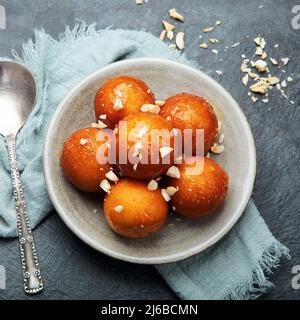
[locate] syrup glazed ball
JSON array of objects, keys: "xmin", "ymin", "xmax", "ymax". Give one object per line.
[
  {"xmin": 166, "ymin": 157, "xmax": 229, "ymax": 218},
  {"xmin": 160, "ymin": 93, "xmax": 218, "ymax": 154},
  {"xmin": 60, "ymin": 127, "xmax": 114, "ymax": 192},
  {"xmin": 103, "ymin": 179, "xmax": 168, "ymax": 238},
  {"xmin": 94, "ymin": 76, "xmax": 155, "ymax": 127},
  {"xmin": 116, "ymin": 112, "xmax": 174, "ymax": 180}
]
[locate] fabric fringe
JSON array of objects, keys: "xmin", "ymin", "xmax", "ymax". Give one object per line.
[{"xmin": 226, "ymin": 240, "xmax": 290, "ymax": 300}]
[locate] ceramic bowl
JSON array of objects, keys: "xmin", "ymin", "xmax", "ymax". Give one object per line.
[{"xmin": 43, "ymin": 58, "xmax": 256, "ymax": 264}]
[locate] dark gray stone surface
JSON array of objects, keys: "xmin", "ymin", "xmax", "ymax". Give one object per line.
[{"xmin": 0, "ymin": 0, "xmax": 299, "ymax": 300}]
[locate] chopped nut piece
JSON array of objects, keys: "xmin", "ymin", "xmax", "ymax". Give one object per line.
[
  {"xmin": 269, "ymin": 57, "xmax": 278, "ymax": 65},
  {"xmin": 140, "ymin": 104, "xmax": 161, "ymax": 114},
  {"xmin": 159, "ymin": 29, "xmax": 167, "ymax": 41},
  {"xmin": 260, "ymin": 38, "xmax": 266, "ymax": 49},
  {"xmin": 212, "ymin": 49, "xmax": 218, "ymax": 55},
  {"xmin": 209, "ymin": 38, "xmax": 219, "ymax": 44},
  {"xmin": 160, "ymin": 147, "xmax": 173, "ymax": 158},
  {"xmin": 268, "ymin": 77, "xmax": 280, "ymax": 85},
  {"xmin": 242, "ymin": 74, "xmax": 249, "ymax": 86},
  {"xmin": 215, "ymin": 20, "xmax": 221, "ymax": 26},
  {"xmin": 203, "ymin": 27, "xmax": 214, "ymax": 32},
  {"xmin": 155, "ymin": 100, "xmax": 165, "ymax": 107},
  {"xmin": 251, "ymin": 96, "xmax": 258, "ymax": 103},
  {"xmin": 240, "ymin": 63, "xmax": 251, "ymax": 73},
  {"xmin": 248, "ymin": 71, "xmax": 259, "ymax": 80},
  {"xmin": 281, "ymin": 57, "xmax": 289, "ymax": 65},
  {"xmin": 215, "ymin": 70, "xmax": 223, "ymax": 75},
  {"xmin": 175, "ymin": 32, "xmax": 185, "ymax": 50},
  {"xmin": 161, "ymin": 189, "xmax": 171, "ymax": 202},
  {"xmin": 253, "ymin": 37, "xmax": 261, "ymax": 46},
  {"xmin": 167, "ymin": 30, "xmax": 174, "ymax": 40},
  {"xmin": 80, "ymin": 138, "xmax": 87, "ymax": 145},
  {"xmin": 287, "ymin": 76, "xmax": 293, "ymax": 82},
  {"xmin": 100, "ymin": 179, "xmax": 111, "ymax": 193},
  {"xmin": 274, "ymin": 44, "xmax": 279, "ymax": 48},
  {"xmin": 113, "ymin": 98, "xmax": 124, "ymax": 111},
  {"xmin": 140, "ymin": 104, "xmax": 160, "ymax": 114},
  {"xmin": 231, "ymin": 42, "xmax": 240, "ymax": 48},
  {"xmin": 250, "ymin": 80, "xmax": 268, "ymax": 94},
  {"xmin": 166, "ymin": 166, "xmax": 180, "ymax": 179},
  {"xmin": 211, "ymin": 143, "xmax": 225, "ymax": 154},
  {"xmin": 169, "ymin": 8, "xmax": 185, "ymax": 22},
  {"xmin": 262, "ymin": 99, "xmax": 269, "ymax": 103},
  {"xmin": 135, "ymin": 0, "xmax": 143, "ymax": 4},
  {"xmin": 105, "ymin": 170, "xmax": 119, "ymax": 182},
  {"xmin": 281, "ymin": 80, "xmax": 287, "ymax": 88},
  {"xmin": 255, "ymin": 47, "xmax": 263, "ymax": 56},
  {"xmin": 166, "ymin": 186, "xmax": 179, "ymax": 196},
  {"xmin": 254, "ymin": 60, "xmax": 267, "ymax": 72},
  {"xmin": 162, "ymin": 20, "xmax": 175, "ymax": 32},
  {"xmin": 99, "ymin": 114, "xmax": 107, "ymax": 120},
  {"xmin": 261, "ymin": 52, "xmax": 267, "ymax": 60},
  {"xmin": 114, "ymin": 205, "xmax": 123, "ymax": 213},
  {"xmin": 147, "ymin": 179, "xmax": 158, "ymax": 191},
  {"xmin": 199, "ymin": 43, "xmax": 208, "ymax": 49},
  {"xmin": 218, "ymin": 133, "xmax": 225, "ymax": 144}
]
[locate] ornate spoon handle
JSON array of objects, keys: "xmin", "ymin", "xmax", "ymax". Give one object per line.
[{"xmin": 5, "ymin": 134, "xmax": 43, "ymax": 294}]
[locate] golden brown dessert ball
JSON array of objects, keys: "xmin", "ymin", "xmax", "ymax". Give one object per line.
[
  {"xmin": 103, "ymin": 179, "xmax": 168, "ymax": 238},
  {"xmin": 60, "ymin": 127, "xmax": 114, "ymax": 192},
  {"xmin": 116, "ymin": 112, "xmax": 175, "ymax": 180},
  {"xmin": 94, "ymin": 76, "xmax": 155, "ymax": 127},
  {"xmin": 166, "ymin": 157, "xmax": 229, "ymax": 218},
  {"xmin": 160, "ymin": 93, "xmax": 218, "ymax": 154}
]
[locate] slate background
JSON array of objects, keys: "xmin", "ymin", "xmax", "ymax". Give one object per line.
[{"xmin": 0, "ymin": 0, "xmax": 299, "ymax": 300}]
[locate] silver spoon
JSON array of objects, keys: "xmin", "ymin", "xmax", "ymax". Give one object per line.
[{"xmin": 0, "ymin": 61, "xmax": 43, "ymax": 294}]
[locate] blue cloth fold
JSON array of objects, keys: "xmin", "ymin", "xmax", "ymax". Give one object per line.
[{"xmin": 0, "ymin": 23, "xmax": 289, "ymax": 299}]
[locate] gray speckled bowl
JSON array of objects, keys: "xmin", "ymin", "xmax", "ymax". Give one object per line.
[{"xmin": 43, "ymin": 58, "xmax": 256, "ymax": 264}]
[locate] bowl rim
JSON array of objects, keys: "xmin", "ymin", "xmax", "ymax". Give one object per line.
[{"xmin": 43, "ymin": 57, "xmax": 256, "ymax": 264}]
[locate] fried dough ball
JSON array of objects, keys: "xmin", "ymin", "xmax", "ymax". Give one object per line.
[
  {"xmin": 103, "ymin": 179, "xmax": 168, "ymax": 238},
  {"xmin": 116, "ymin": 112, "xmax": 175, "ymax": 180},
  {"xmin": 94, "ymin": 76, "xmax": 155, "ymax": 127},
  {"xmin": 166, "ymin": 157, "xmax": 229, "ymax": 218},
  {"xmin": 160, "ymin": 93, "xmax": 218, "ymax": 154},
  {"xmin": 60, "ymin": 127, "xmax": 114, "ymax": 192}
]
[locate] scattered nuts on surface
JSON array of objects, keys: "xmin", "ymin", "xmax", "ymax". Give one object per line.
[
  {"xmin": 162, "ymin": 20, "xmax": 175, "ymax": 32},
  {"xmin": 254, "ymin": 59, "xmax": 267, "ymax": 72},
  {"xmin": 169, "ymin": 8, "xmax": 185, "ymax": 22},
  {"xmin": 166, "ymin": 186, "xmax": 179, "ymax": 196},
  {"xmin": 269, "ymin": 57, "xmax": 278, "ymax": 65},
  {"xmin": 281, "ymin": 57, "xmax": 289, "ymax": 65},
  {"xmin": 203, "ymin": 27, "xmax": 214, "ymax": 32},
  {"xmin": 199, "ymin": 43, "xmax": 208, "ymax": 49},
  {"xmin": 159, "ymin": 29, "xmax": 167, "ymax": 41},
  {"xmin": 175, "ymin": 32, "xmax": 185, "ymax": 49},
  {"xmin": 250, "ymin": 80, "xmax": 268, "ymax": 94},
  {"xmin": 167, "ymin": 30, "xmax": 174, "ymax": 40},
  {"xmin": 242, "ymin": 74, "xmax": 249, "ymax": 86}
]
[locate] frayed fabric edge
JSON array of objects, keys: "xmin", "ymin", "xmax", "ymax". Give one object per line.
[{"xmin": 226, "ymin": 240, "xmax": 290, "ymax": 300}]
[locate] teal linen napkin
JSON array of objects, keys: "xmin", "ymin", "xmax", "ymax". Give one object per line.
[{"xmin": 0, "ymin": 23, "xmax": 289, "ymax": 299}]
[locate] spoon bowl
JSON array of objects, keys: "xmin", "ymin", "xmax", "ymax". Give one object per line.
[{"xmin": 0, "ymin": 61, "xmax": 37, "ymax": 136}]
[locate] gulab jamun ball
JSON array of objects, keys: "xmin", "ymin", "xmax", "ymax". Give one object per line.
[
  {"xmin": 166, "ymin": 157, "xmax": 229, "ymax": 218},
  {"xmin": 94, "ymin": 76, "xmax": 155, "ymax": 127},
  {"xmin": 160, "ymin": 93, "xmax": 218, "ymax": 154},
  {"xmin": 103, "ymin": 179, "xmax": 168, "ymax": 238},
  {"xmin": 116, "ymin": 112, "xmax": 175, "ymax": 180},
  {"xmin": 60, "ymin": 127, "xmax": 114, "ymax": 192}
]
